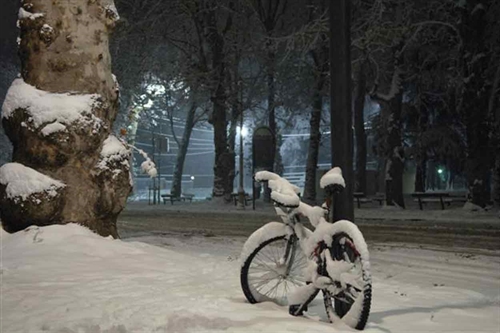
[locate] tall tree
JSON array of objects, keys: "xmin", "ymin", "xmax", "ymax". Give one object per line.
[
  {"xmin": 1, "ymin": 1, "xmax": 131, "ymax": 236},
  {"xmin": 303, "ymin": 0, "xmax": 328, "ymax": 205},
  {"xmin": 170, "ymin": 102, "xmax": 198, "ymax": 198},
  {"xmin": 330, "ymin": 0, "xmax": 354, "ymax": 221},
  {"xmin": 249, "ymin": 0, "xmax": 291, "ymax": 173},
  {"xmin": 353, "ymin": 59, "xmax": 368, "ymax": 194},
  {"xmin": 459, "ymin": 0, "xmax": 497, "ymax": 208}
]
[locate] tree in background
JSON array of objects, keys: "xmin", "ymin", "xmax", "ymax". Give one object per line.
[
  {"xmin": 459, "ymin": 0, "xmax": 498, "ymax": 208},
  {"xmin": 301, "ymin": 0, "xmax": 329, "ymax": 205}
]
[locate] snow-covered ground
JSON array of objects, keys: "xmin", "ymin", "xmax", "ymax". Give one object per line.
[{"xmin": 2, "ymin": 224, "xmax": 499, "ymax": 332}]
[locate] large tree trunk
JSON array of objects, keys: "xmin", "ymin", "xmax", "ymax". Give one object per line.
[
  {"xmin": 170, "ymin": 102, "xmax": 197, "ymax": 198},
  {"xmin": 226, "ymin": 102, "xmax": 240, "ymax": 199},
  {"xmin": 353, "ymin": 60, "xmax": 367, "ymax": 194},
  {"xmin": 460, "ymin": 0, "xmax": 492, "ymax": 208},
  {"xmin": 414, "ymin": 156, "xmax": 427, "ymax": 192},
  {"xmin": 0, "ymin": 1, "xmax": 130, "ymax": 237},
  {"xmin": 206, "ymin": 5, "xmax": 232, "ymax": 202},
  {"xmin": 303, "ymin": 91, "xmax": 323, "ymax": 204},
  {"xmin": 492, "ymin": 67, "xmax": 500, "ymax": 208},
  {"xmin": 267, "ymin": 50, "xmax": 284, "ymax": 175},
  {"xmin": 414, "ymin": 97, "xmax": 428, "ymax": 192},
  {"xmin": 211, "ymin": 84, "xmax": 232, "ymax": 201},
  {"xmin": 303, "ymin": 55, "xmax": 326, "ymax": 205},
  {"xmin": 267, "ymin": 51, "xmax": 277, "ymax": 145},
  {"xmin": 494, "ymin": 154, "xmax": 500, "ymax": 208},
  {"xmin": 330, "ymin": 0, "xmax": 354, "ymax": 221},
  {"xmin": 385, "ymin": 90, "xmax": 405, "ymax": 208}
]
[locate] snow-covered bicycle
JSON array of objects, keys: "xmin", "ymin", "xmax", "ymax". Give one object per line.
[{"xmin": 240, "ymin": 168, "xmax": 372, "ymax": 330}]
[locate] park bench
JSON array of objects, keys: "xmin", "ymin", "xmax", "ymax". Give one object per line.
[
  {"xmin": 161, "ymin": 194, "xmax": 180, "ymax": 205},
  {"xmin": 231, "ymin": 192, "xmax": 253, "ymax": 206},
  {"xmin": 373, "ymin": 192, "xmax": 385, "ymax": 206},
  {"xmin": 161, "ymin": 193, "xmax": 195, "ymax": 205},
  {"xmin": 412, "ymin": 192, "xmax": 452, "ymax": 210},
  {"xmin": 181, "ymin": 193, "xmax": 195, "ymax": 202},
  {"xmin": 353, "ymin": 192, "xmax": 373, "ymax": 208}
]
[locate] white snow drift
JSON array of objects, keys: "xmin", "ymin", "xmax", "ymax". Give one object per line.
[{"xmin": 1, "ymin": 223, "xmax": 499, "ymax": 332}]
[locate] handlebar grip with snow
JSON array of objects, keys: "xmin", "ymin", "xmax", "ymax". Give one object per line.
[{"xmin": 254, "ymin": 171, "xmax": 301, "ymax": 208}]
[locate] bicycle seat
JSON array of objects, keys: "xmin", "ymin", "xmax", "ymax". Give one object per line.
[
  {"xmin": 255, "ymin": 171, "xmax": 300, "ymax": 208},
  {"xmin": 320, "ymin": 167, "xmax": 345, "ymax": 194}
]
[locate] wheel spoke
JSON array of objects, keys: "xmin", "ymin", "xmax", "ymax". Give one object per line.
[
  {"xmin": 319, "ymin": 231, "xmax": 371, "ymax": 330},
  {"xmin": 243, "ymin": 236, "xmax": 309, "ymax": 306}
]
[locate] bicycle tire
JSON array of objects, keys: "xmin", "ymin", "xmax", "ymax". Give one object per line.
[
  {"xmin": 322, "ymin": 230, "xmax": 372, "ymax": 330},
  {"xmin": 240, "ymin": 235, "xmax": 309, "ymax": 305}
]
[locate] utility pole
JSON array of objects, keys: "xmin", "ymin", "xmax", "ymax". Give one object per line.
[{"xmin": 330, "ymin": 0, "xmax": 354, "ymax": 221}]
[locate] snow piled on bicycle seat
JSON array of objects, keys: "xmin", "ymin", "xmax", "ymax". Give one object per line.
[{"xmin": 320, "ymin": 167, "xmax": 345, "ymax": 188}]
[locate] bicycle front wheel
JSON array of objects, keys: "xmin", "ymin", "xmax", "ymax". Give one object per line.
[
  {"xmin": 322, "ymin": 228, "xmax": 372, "ymax": 330},
  {"xmin": 240, "ymin": 235, "xmax": 309, "ymax": 305}
]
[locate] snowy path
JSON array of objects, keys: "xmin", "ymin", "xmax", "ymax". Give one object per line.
[
  {"xmin": 119, "ymin": 202, "xmax": 500, "ymax": 251},
  {"xmin": 2, "ymin": 225, "xmax": 499, "ymax": 332}
]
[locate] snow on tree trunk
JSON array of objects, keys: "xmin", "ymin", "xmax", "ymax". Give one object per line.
[
  {"xmin": 170, "ymin": 103, "xmax": 197, "ymax": 198},
  {"xmin": 353, "ymin": 60, "xmax": 367, "ymax": 194},
  {"xmin": 0, "ymin": 1, "xmax": 130, "ymax": 237}
]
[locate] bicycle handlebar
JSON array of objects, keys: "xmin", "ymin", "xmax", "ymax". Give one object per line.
[
  {"xmin": 255, "ymin": 170, "xmax": 330, "ymax": 226},
  {"xmin": 255, "ymin": 171, "xmax": 301, "ymax": 207}
]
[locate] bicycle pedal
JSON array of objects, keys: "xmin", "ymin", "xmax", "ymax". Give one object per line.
[{"xmin": 289, "ymin": 304, "xmax": 308, "ymax": 316}]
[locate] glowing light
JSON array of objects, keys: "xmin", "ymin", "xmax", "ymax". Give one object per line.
[
  {"xmin": 437, "ymin": 169, "xmax": 443, "ymax": 174},
  {"xmin": 237, "ymin": 126, "xmax": 248, "ymax": 137},
  {"xmin": 190, "ymin": 176, "xmax": 195, "ymax": 180}
]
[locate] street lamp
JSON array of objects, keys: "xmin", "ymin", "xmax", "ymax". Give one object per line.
[{"xmin": 237, "ymin": 125, "xmax": 248, "ymax": 137}]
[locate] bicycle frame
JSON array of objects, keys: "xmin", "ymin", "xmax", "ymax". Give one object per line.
[
  {"xmin": 243, "ymin": 169, "xmax": 371, "ymax": 329},
  {"xmin": 272, "ymin": 200, "xmax": 360, "ymax": 309}
]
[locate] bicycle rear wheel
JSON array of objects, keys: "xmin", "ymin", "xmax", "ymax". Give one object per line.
[
  {"xmin": 240, "ymin": 235, "xmax": 309, "ymax": 305},
  {"xmin": 322, "ymin": 230, "xmax": 372, "ymax": 330}
]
